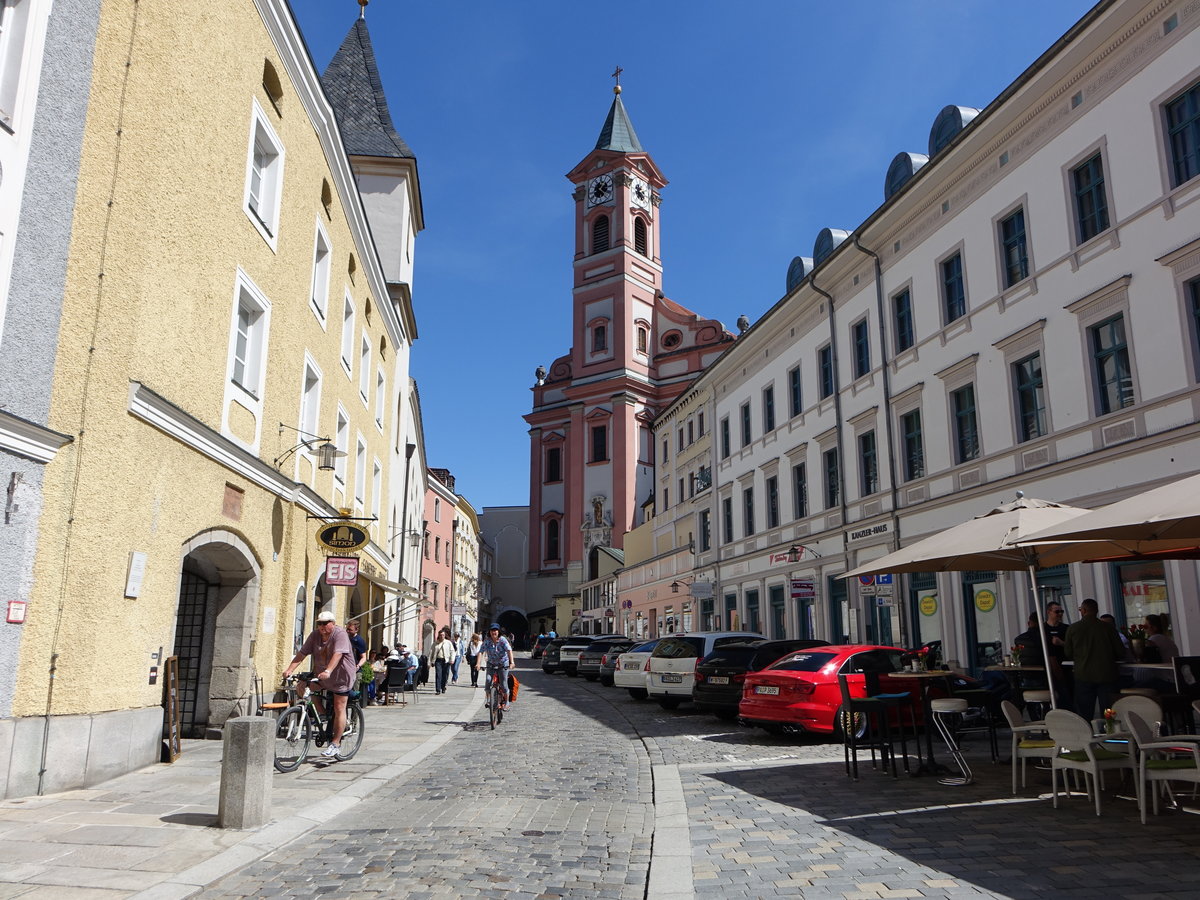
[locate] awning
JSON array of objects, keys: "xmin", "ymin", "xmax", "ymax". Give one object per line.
[{"xmin": 359, "ymin": 570, "xmax": 422, "ymax": 601}]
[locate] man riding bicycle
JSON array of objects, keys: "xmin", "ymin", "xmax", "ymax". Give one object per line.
[
  {"xmin": 282, "ymin": 609, "xmax": 356, "ymax": 759},
  {"xmin": 482, "ymin": 623, "xmax": 515, "ymax": 710}
]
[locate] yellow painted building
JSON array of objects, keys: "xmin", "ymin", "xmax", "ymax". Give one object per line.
[{"xmin": 3, "ymin": 0, "xmax": 422, "ymax": 797}]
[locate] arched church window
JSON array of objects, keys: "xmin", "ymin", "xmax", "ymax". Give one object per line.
[
  {"xmin": 593, "ymin": 215, "xmax": 610, "ymax": 253},
  {"xmin": 593, "ymin": 323, "xmax": 607, "ymax": 352},
  {"xmin": 636, "ymin": 326, "xmax": 648, "ymax": 353},
  {"xmin": 634, "ymin": 217, "xmax": 648, "ymax": 256},
  {"xmin": 545, "ymin": 519, "xmax": 560, "ymax": 561}
]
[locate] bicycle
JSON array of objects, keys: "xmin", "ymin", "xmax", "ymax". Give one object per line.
[
  {"xmin": 483, "ymin": 666, "xmax": 509, "ymax": 730},
  {"xmin": 273, "ymin": 674, "xmax": 365, "ymax": 772}
]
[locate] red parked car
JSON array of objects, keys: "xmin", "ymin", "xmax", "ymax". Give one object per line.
[{"xmin": 740, "ymin": 644, "xmax": 927, "ymax": 739}]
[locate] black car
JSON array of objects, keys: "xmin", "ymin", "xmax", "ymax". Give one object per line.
[
  {"xmin": 531, "ymin": 634, "xmax": 555, "ymax": 659},
  {"xmin": 540, "ymin": 637, "xmax": 572, "ymax": 674},
  {"xmin": 693, "ymin": 638, "xmax": 829, "ymax": 720},
  {"xmin": 578, "ymin": 637, "xmax": 635, "ymax": 682}
]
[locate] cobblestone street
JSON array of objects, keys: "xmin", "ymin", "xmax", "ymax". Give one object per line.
[{"xmin": 195, "ymin": 658, "xmax": 1200, "ymax": 900}]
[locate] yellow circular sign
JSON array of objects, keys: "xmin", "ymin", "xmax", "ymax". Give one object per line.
[
  {"xmin": 975, "ymin": 589, "xmax": 997, "ymax": 613},
  {"xmin": 316, "ymin": 522, "xmax": 370, "ymax": 553},
  {"xmin": 919, "ymin": 595, "xmax": 938, "ymax": 617}
]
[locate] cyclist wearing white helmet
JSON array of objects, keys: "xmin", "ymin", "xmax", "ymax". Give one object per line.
[{"xmin": 481, "ymin": 623, "xmax": 515, "ymax": 709}]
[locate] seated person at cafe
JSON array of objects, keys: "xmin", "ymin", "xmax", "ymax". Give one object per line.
[{"xmin": 1146, "ymin": 614, "xmax": 1179, "ymax": 663}]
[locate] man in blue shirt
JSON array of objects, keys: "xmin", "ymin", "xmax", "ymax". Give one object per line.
[{"xmin": 482, "ymin": 624, "xmax": 515, "ymax": 709}]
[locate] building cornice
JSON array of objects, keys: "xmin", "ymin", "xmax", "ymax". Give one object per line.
[
  {"xmin": 128, "ymin": 381, "xmax": 390, "ymax": 570},
  {"xmin": 0, "ymin": 410, "xmax": 73, "ymax": 464}
]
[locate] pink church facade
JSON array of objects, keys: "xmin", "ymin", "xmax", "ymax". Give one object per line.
[{"xmin": 524, "ymin": 86, "xmax": 733, "ymax": 608}]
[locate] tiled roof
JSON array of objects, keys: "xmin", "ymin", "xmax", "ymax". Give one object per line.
[
  {"xmin": 321, "ymin": 19, "xmax": 414, "ymax": 160},
  {"xmin": 594, "ymin": 93, "xmax": 643, "ymax": 153}
]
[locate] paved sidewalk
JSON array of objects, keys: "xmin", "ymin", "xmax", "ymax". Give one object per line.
[{"xmin": 0, "ymin": 684, "xmax": 483, "ymax": 899}]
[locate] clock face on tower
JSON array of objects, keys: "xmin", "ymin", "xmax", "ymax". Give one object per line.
[
  {"xmin": 587, "ymin": 173, "xmax": 614, "ymax": 207},
  {"xmin": 631, "ymin": 176, "xmax": 650, "ymax": 210}
]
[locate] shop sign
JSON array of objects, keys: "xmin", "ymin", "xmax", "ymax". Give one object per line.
[
  {"xmin": 452, "ymin": 604, "xmax": 467, "ymax": 616},
  {"xmin": 845, "ymin": 520, "xmax": 891, "ymax": 545},
  {"xmin": 790, "ymin": 579, "xmax": 815, "ymax": 600},
  {"xmin": 316, "ymin": 522, "xmax": 370, "ymax": 553},
  {"xmin": 325, "ymin": 556, "xmax": 360, "ymax": 586},
  {"xmin": 975, "ymin": 588, "xmax": 997, "ymax": 613},
  {"xmin": 689, "ymin": 581, "xmax": 713, "ymax": 600},
  {"xmin": 919, "ymin": 594, "xmax": 938, "ymax": 616}
]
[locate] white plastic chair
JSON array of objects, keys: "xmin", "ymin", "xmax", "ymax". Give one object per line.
[
  {"xmin": 1000, "ymin": 699, "xmax": 1055, "ymax": 795},
  {"xmin": 1045, "ymin": 708, "xmax": 1135, "ymax": 816}
]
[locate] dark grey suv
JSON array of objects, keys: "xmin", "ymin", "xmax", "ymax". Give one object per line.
[{"xmin": 578, "ymin": 637, "xmax": 635, "ymax": 682}]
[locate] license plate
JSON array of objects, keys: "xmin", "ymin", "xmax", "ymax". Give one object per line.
[
  {"xmin": 754, "ymin": 685, "xmax": 780, "ymax": 695},
  {"xmin": 624, "ymin": 661, "xmax": 639, "ymax": 669},
  {"xmin": 708, "ymin": 676, "xmax": 730, "ymax": 685},
  {"xmin": 661, "ymin": 673, "xmax": 683, "ymax": 683}
]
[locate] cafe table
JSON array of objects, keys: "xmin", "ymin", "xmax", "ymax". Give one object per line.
[{"xmin": 892, "ymin": 669, "xmax": 956, "ymax": 775}]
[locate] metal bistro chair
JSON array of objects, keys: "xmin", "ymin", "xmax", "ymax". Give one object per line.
[
  {"xmin": 930, "ymin": 697, "xmax": 973, "ymax": 786},
  {"xmin": 837, "ymin": 673, "xmax": 898, "ymax": 780},
  {"xmin": 382, "ymin": 661, "xmax": 418, "ymax": 706},
  {"xmin": 253, "ymin": 673, "xmax": 290, "ymax": 718},
  {"xmin": 1045, "ymin": 708, "xmax": 1135, "ymax": 817},
  {"xmin": 1000, "ymin": 699, "xmax": 1055, "ymax": 795},
  {"xmin": 1125, "ymin": 711, "xmax": 1200, "ymax": 824}
]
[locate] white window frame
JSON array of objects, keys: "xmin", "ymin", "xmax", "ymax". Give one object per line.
[
  {"xmin": 297, "ymin": 356, "xmax": 322, "ymax": 476},
  {"xmin": 375, "ymin": 367, "xmax": 386, "ymax": 430},
  {"xmin": 0, "ymin": 0, "xmax": 33, "ymax": 129},
  {"xmin": 340, "ymin": 291, "xmax": 355, "ymax": 377},
  {"xmin": 309, "ymin": 219, "xmax": 332, "ymax": 324},
  {"xmin": 359, "ymin": 335, "xmax": 371, "ymax": 406},
  {"xmin": 371, "ymin": 459, "xmax": 382, "ymax": 532},
  {"xmin": 243, "ymin": 97, "xmax": 285, "ymax": 249},
  {"xmin": 354, "ymin": 434, "xmax": 367, "ymax": 511},
  {"xmin": 334, "ymin": 406, "xmax": 349, "ymax": 484},
  {"xmin": 221, "ymin": 268, "xmax": 272, "ymax": 451}
]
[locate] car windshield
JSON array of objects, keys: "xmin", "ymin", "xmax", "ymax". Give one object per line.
[
  {"xmin": 750, "ymin": 641, "xmax": 827, "ymax": 670},
  {"xmin": 629, "ymin": 640, "xmax": 658, "ymax": 653},
  {"xmin": 767, "ymin": 651, "xmax": 838, "ymax": 672},
  {"xmin": 701, "ymin": 646, "xmax": 760, "ymax": 668}
]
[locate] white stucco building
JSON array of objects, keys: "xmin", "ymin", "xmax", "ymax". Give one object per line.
[{"xmin": 655, "ymin": 0, "xmax": 1200, "ymax": 673}]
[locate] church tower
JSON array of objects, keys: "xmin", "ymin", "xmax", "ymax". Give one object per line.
[{"xmin": 524, "ymin": 80, "xmax": 733, "ymax": 611}]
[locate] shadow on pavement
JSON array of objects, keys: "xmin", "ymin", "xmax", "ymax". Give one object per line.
[{"xmin": 703, "ymin": 758, "xmax": 1200, "ymax": 899}]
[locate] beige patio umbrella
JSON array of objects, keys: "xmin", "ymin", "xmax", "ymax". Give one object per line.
[
  {"xmin": 1017, "ymin": 472, "xmax": 1200, "ymax": 546},
  {"xmin": 843, "ymin": 493, "xmax": 1102, "ymax": 709}
]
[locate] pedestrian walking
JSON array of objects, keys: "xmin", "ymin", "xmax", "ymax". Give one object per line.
[
  {"xmin": 432, "ymin": 632, "xmax": 456, "ymax": 694},
  {"xmin": 466, "ymin": 632, "xmax": 482, "ymax": 687},
  {"xmin": 450, "ymin": 632, "xmax": 464, "ymax": 684}
]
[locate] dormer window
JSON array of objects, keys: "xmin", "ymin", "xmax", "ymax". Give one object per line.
[
  {"xmin": 634, "ymin": 218, "xmax": 648, "ymax": 256},
  {"xmin": 592, "ymin": 215, "xmax": 610, "ymax": 253}
]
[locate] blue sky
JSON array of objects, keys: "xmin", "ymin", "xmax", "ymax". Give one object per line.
[{"xmin": 288, "ymin": 0, "xmax": 1094, "ymax": 511}]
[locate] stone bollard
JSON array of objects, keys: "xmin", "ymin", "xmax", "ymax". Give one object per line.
[{"xmin": 218, "ymin": 716, "xmax": 274, "ymax": 829}]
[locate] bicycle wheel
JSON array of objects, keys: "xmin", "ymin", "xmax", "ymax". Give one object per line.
[
  {"xmin": 338, "ymin": 702, "xmax": 365, "ymax": 760},
  {"xmin": 273, "ymin": 706, "xmax": 311, "ymax": 773}
]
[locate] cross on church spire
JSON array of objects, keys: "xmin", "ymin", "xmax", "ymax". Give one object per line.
[{"xmin": 611, "ymin": 65, "xmax": 623, "ymax": 95}]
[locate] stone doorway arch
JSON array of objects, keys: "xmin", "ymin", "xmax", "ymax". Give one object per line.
[{"xmin": 172, "ymin": 529, "xmax": 262, "ymax": 739}]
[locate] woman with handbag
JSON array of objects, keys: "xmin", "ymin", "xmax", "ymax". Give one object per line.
[{"xmin": 465, "ymin": 633, "xmax": 483, "ymax": 687}]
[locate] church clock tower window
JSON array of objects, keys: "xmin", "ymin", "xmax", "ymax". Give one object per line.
[
  {"xmin": 592, "ymin": 215, "xmax": 610, "ymax": 253},
  {"xmin": 592, "ymin": 323, "xmax": 607, "ymax": 352},
  {"xmin": 634, "ymin": 218, "xmax": 648, "ymax": 256}
]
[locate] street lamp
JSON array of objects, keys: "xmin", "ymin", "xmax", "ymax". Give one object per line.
[{"xmin": 787, "ymin": 543, "xmax": 823, "ymax": 562}]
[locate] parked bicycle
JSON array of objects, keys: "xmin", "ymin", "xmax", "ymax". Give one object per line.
[
  {"xmin": 274, "ymin": 673, "xmax": 365, "ymax": 772},
  {"xmin": 483, "ymin": 665, "xmax": 509, "ymax": 730}
]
